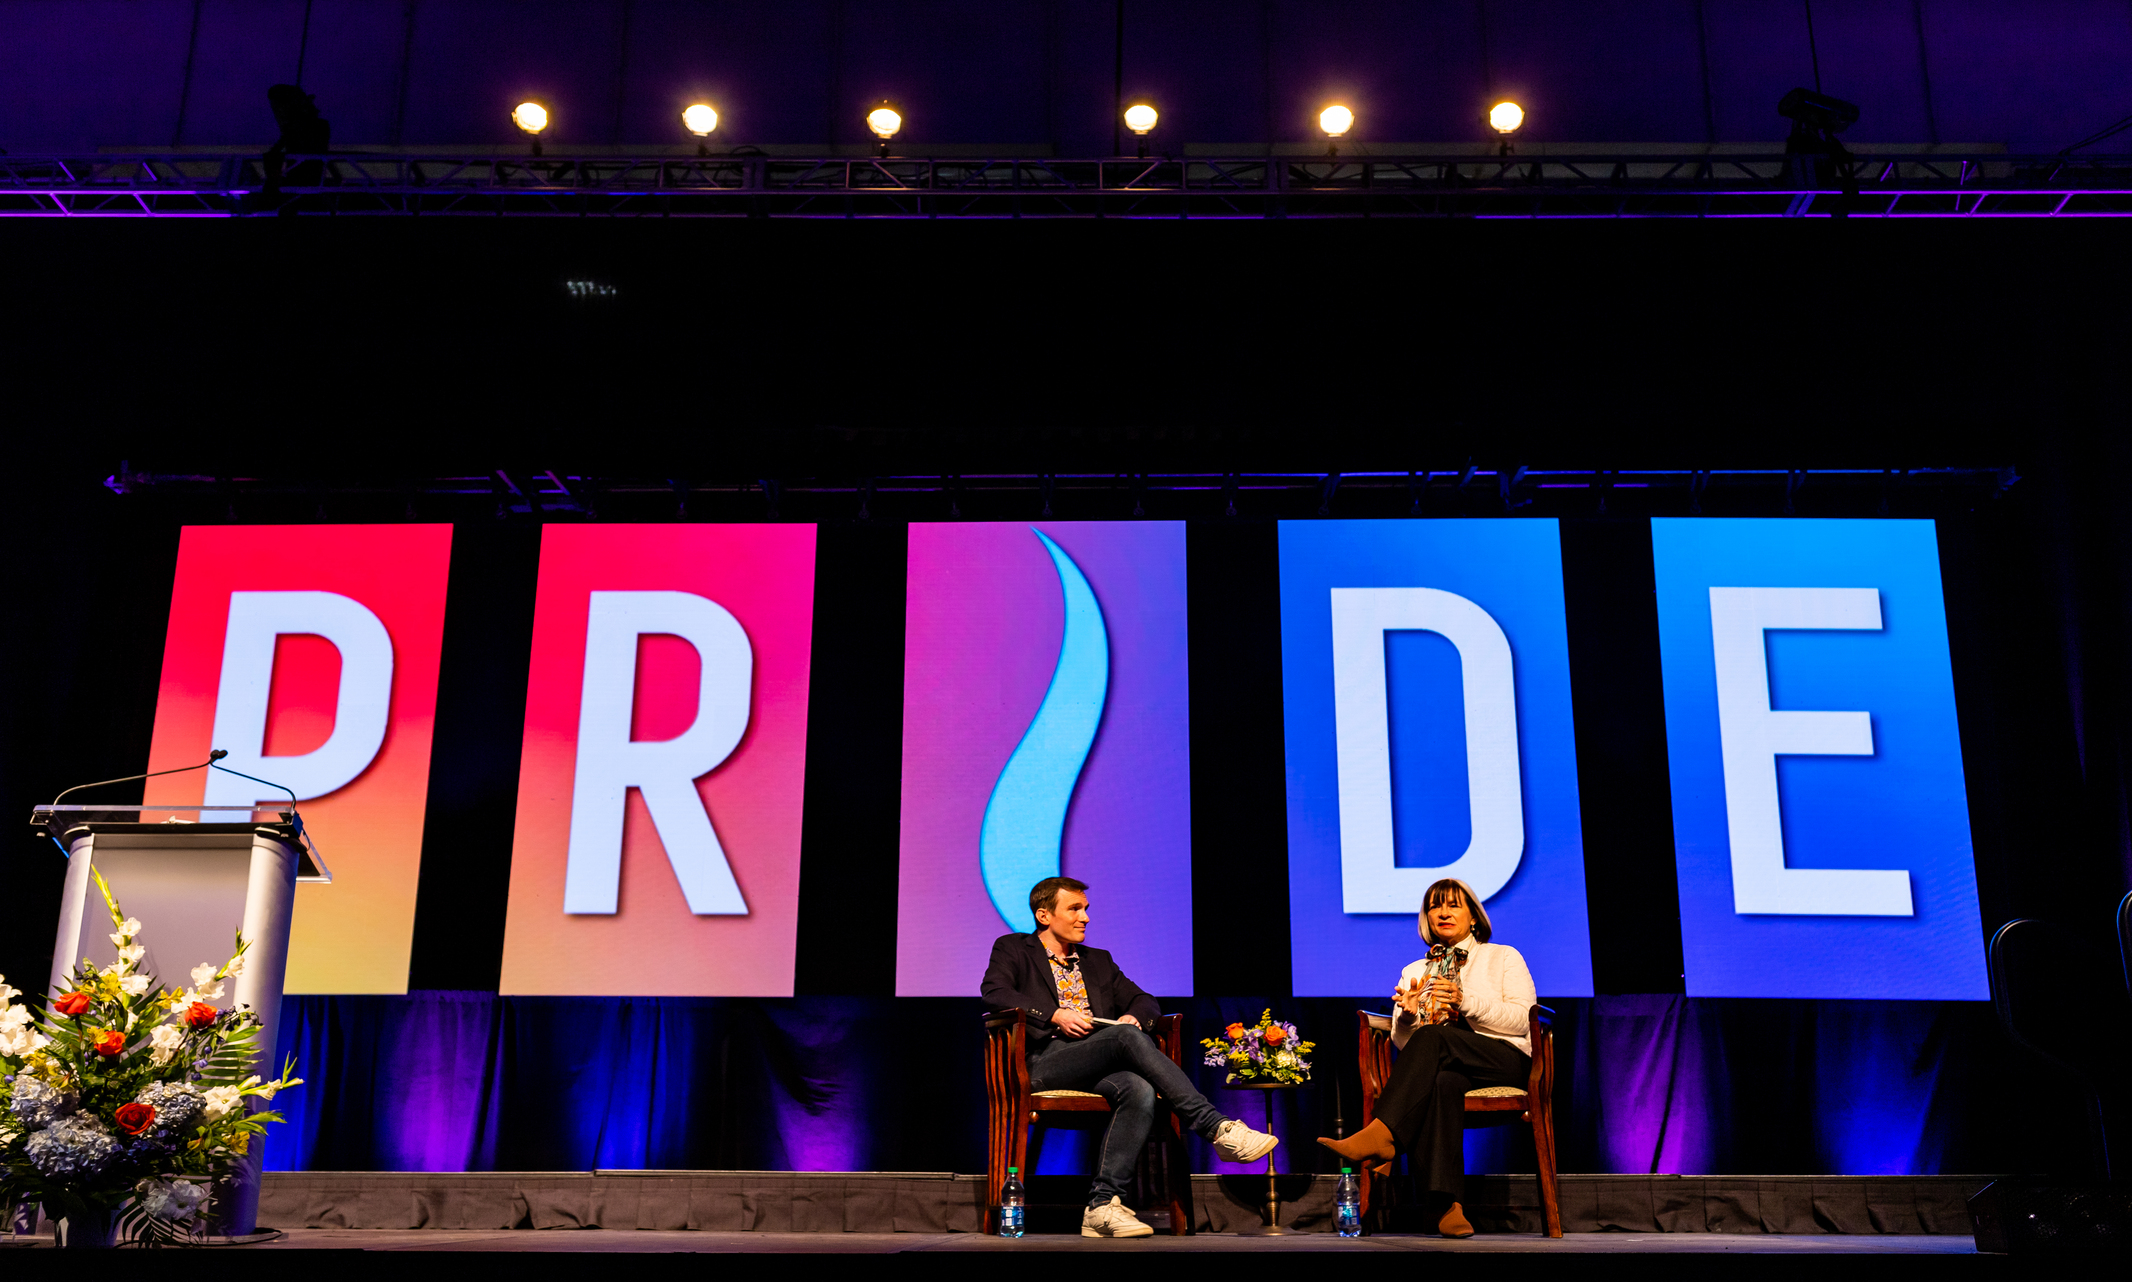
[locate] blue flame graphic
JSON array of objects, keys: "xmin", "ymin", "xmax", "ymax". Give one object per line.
[{"xmin": 980, "ymin": 529, "xmax": 1110, "ymax": 932}]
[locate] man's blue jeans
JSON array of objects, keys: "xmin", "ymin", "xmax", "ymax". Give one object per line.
[{"xmin": 1026, "ymin": 1022, "xmax": 1230, "ymax": 1207}]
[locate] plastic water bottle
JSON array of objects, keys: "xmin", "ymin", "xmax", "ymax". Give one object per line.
[
  {"xmin": 1336, "ymin": 1167, "xmax": 1362, "ymax": 1237},
  {"xmin": 1000, "ymin": 1167, "xmax": 1026, "ymax": 1237}
]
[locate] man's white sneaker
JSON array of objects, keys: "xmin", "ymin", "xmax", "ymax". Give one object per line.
[
  {"xmin": 1213, "ymin": 1119, "xmax": 1279, "ymax": 1164},
  {"xmin": 1081, "ymin": 1196, "xmax": 1156, "ymax": 1238}
]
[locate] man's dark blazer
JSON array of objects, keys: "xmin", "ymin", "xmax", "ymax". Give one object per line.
[{"xmin": 980, "ymin": 933, "xmax": 1162, "ymax": 1047}]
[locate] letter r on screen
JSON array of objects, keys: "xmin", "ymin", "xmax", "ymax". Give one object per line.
[{"xmin": 564, "ymin": 590, "xmax": 752, "ymax": 915}]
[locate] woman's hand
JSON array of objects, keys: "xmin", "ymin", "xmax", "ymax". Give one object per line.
[
  {"xmin": 1394, "ymin": 978, "xmax": 1425, "ymax": 1016},
  {"xmin": 1424, "ymin": 977, "xmax": 1464, "ymax": 1018}
]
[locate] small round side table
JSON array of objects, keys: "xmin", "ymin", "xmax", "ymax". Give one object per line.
[{"xmin": 1229, "ymin": 1080, "xmax": 1305, "ymax": 1235}]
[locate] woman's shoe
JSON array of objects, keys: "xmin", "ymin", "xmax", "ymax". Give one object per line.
[
  {"xmin": 1437, "ymin": 1202, "xmax": 1475, "ymax": 1239},
  {"xmin": 1314, "ymin": 1118, "xmax": 1397, "ymax": 1165}
]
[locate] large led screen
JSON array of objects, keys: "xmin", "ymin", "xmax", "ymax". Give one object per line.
[
  {"xmin": 1651, "ymin": 519, "xmax": 1987, "ymax": 999},
  {"xmin": 1280, "ymin": 520, "xmax": 1593, "ymax": 997},
  {"xmin": 144, "ymin": 524, "xmax": 453, "ymax": 994},
  {"xmin": 498, "ymin": 524, "xmax": 818, "ymax": 996},
  {"xmin": 895, "ymin": 522, "xmax": 1192, "ymax": 997}
]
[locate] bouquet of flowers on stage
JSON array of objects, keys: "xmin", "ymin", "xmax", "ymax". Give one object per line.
[
  {"xmin": 0, "ymin": 870, "xmax": 301, "ymax": 1246},
  {"xmin": 1200, "ymin": 1010, "xmax": 1316, "ymax": 1086}
]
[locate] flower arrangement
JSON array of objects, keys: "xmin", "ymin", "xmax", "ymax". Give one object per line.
[
  {"xmin": 1200, "ymin": 1009, "xmax": 1315, "ymax": 1086},
  {"xmin": 0, "ymin": 870, "xmax": 301, "ymax": 1247}
]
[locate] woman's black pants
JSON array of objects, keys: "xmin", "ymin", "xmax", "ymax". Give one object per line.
[{"xmin": 1372, "ymin": 1023, "xmax": 1531, "ymax": 1204}]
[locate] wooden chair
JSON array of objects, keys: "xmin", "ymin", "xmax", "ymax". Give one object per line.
[
  {"xmin": 1353, "ymin": 1005, "xmax": 1562, "ymax": 1237},
  {"xmin": 982, "ymin": 1010, "xmax": 1194, "ymax": 1236}
]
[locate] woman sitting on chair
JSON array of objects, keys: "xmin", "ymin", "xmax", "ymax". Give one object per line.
[{"xmin": 1318, "ymin": 876, "xmax": 1536, "ymax": 1239}]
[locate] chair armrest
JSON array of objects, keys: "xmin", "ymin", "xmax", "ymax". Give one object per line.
[
  {"xmin": 982, "ymin": 1008, "xmax": 1031, "ymax": 1101},
  {"xmin": 1526, "ymin": 1004, "xmax": 1555, "ymax": 1098},
  {"xmin": 1151, "ymin": 1012, "xmax": 1184, "ymax": 1066}
]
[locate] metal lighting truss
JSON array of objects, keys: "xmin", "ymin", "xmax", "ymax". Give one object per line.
[
  {"xmin": 102, "ymin": 467, "xmax": 2016, "ymax": 518},
  {"xmin": 5, "ymin": 152, "xmax": 2131, "ymax": 218}
]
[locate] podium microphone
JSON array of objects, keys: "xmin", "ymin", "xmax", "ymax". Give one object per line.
[
  {"xmin": 208, "ymin": 758, "xmax": 299, "ymax": 806},
  {"xmin": 50, "ymin": 747, "xmax": 231, "ymax": 807}
]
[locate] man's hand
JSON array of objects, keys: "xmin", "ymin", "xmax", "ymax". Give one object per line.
[
  {"xmin": 1051, "ymin": 1008, "xmax": 1096, "ymax": 1039},
  {"xmin": 1116, "ymin": 1014, "xmax": 1141, "ymax": 1029}
]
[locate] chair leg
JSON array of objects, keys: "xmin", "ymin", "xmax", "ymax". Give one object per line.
[
  {"xmin": 1530, "ymin": 1111, "xmax": 1562, "ymax": 1239},
  {"xmin": 985, "ymin": 1104, "xmax": 1005, "ymax": 1236},
  {"xmin": 1162, "ymin": 1112, "xmax": 1192, "ymax": 1235}
]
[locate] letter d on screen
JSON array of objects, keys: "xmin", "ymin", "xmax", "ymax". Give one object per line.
[
  {"xmin": 564, "ymin": 590, "xmax": 752, "ymax": 915},
  {"xmin": 204, "ymin": 590, "xmax": 394, "ymax": 806},
  {"xmin": 1330, "ymin": 587, "xmax": 1524, "ymax": 908}
]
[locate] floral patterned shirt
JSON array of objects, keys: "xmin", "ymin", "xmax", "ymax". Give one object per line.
[{"xmin": 1046, "ymin": 947, "xmax": 1091, "ymax": 1016}]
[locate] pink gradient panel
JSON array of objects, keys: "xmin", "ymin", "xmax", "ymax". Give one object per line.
[
  {"xmin": 144, "ymin": 524, "xmax": 453, "ymax": 995},
  {"xmin": 896, "ymin": 522, "xmax": 1192, "ymax": 997},
  {"xmin": 499, "ymin": 524, "xmax": 818, "ymax": 996}
]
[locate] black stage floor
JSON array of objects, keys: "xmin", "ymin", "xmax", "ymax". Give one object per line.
[{"xmin": 5, "ymin": 1226, "xmax": 1979, "ymax": 1253}]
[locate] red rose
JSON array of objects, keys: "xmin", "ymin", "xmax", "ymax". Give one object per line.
[
  {"xmin": 114, "ymin": 1102, "xmax": 157, "ymax": 1135},
  {"xmin": 1224, "ymin": 1023, "xmax": 1247, "ymax": 1040},
  {"xmin": 53, "ymin": 991, "xmax": 92, "ymax": 1017},
  {"xmin": 184, "ymin": 1002, "xmax": 218, "ymax": 1029},
  {"xmin": 1263, "ymin": 1025, "xmax": 1288, "ymax": 1046},
  {"xmin": 90, "ymin": 1028, "xmax": 127, "ymax": 1057}
]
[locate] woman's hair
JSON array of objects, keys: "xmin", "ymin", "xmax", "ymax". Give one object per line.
[{"xmin": 1417, "ymin": 878, "xmax": 1492, "ymax": 944}]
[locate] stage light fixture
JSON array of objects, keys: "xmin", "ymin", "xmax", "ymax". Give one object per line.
[
  {"xmin": 512, "ymin": 100, "xmax": 549, "ymax": 156},
  {"xmin": 1490, "ymin": 100, "xmax": 1524, "ymax": 155},
  {"xmin": 682, "ymin": 102, "xmax": 718, "ymax": 156},
  {"xmin": 867, "ymin": 102, "xmax": 902, "ymax": 157},
  {"xmin": 1124, "ymin": 102, "xmax": 1159, "ymax": 158},
  {"xmin": 1319, "ymin": 104, "xmax": 1353, "ymax": 157},
  {"xmin": 1778, "ymin": 87, "xmax": 1860, "ymax": 136}
]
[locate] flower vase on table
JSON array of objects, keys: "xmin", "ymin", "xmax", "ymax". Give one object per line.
[
  {"xmin": 0, "ymin": 869, "xmax": 302, "ymax": 1248},
  {"xmin": 1201, "ymin": 1011, "xmax": 1317, "ymax": 1235}
]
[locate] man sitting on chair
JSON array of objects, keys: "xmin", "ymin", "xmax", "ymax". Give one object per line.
[{"xmin": 982, "ymin": 876, "xmax": 1279, "ymax": 1238}]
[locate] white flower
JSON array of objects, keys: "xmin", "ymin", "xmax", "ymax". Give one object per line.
[
  {"xmin": 149, "ymin": 1024, "xmax": 185, "ymax": 1052},
  {"xmin": 225, "ymin": 954, "xmax": 246, "ymax": 979},
  {"xmin": 190, "ymin": 963, "xmax": 219, "ymax": 989},
  {"xmin": 201, "ymin": 1085, "xmax": 243, "ymax": 1121},
  {"xmin": 118, "ymin": 975, "xmax": 150, "ymax": 997},
  {"xmin": 0, "ymin": 1022, "xmax": 42, "ymax": 1057},
  {"xmin": 0, "ymin": 976, "xmax": 18, "ymax": 1004},
  {"xmin": 135, "ymin": 1177, "xmax": 209, "ymax": 1223},
  {"xmin": 111, "ymin": 918, "xmax": 142, "ymax": 943},
  {"xmin": 100, "ymin": 962, "xmax": 126, "ymax": 979},
  {"xmin": 0, "ymin": 1004, "xmax": 30, "ymax": 1030},
  {"xmin": 117, "ymin": 944, "xmax": 146, "ymax": 965}
]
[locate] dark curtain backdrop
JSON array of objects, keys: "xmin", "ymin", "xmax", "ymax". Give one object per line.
[
  {"xmin": 6, "ymin": 219, "xmax": 2132, "ymax": 1186},
  {"xmin": 262, "ymin": 992, "xmax": 2057, "ymax": 1179}
]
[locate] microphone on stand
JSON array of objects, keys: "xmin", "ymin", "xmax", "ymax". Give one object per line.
[{"xmin": 50, "ymin": 748, "xmax": 229, "ymax": 807}]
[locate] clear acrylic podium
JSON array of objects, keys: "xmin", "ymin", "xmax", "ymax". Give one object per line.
[{"xmin": 30, "ymin": 804, "xmax": 330, "ymax": 1238}]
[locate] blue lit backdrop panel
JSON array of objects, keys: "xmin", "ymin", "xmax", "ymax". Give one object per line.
[
  {"xmin": 1651, "ymin": 518, "xmax": 1987, "ymax": 1000},
  {"xmin": 1279, "ymin": 519, "xmax": 1594, "ymax": 998}
]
